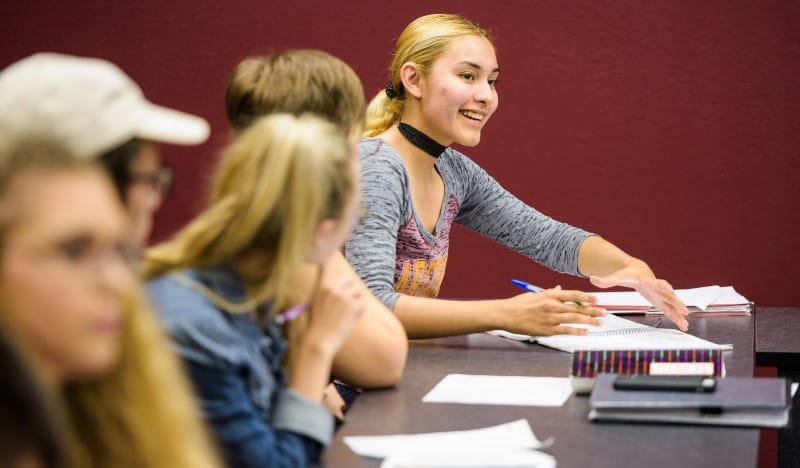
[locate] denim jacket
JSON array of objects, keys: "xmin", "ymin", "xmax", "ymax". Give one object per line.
[{"xmin": 147, "ymin": 266, "xmax": 333, "ymax": 468}]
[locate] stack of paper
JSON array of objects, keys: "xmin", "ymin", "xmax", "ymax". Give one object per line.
[{"xmin": 591, "ymin": 285, "xmax": 752, "ymax": 315}]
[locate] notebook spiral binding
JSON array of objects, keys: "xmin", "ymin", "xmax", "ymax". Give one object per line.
[{"xmin": 571, "ymin": 348, "xmax": 724, "ymax": 378}]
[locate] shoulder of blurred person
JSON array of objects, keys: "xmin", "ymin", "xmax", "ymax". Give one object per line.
[{"xmin": 0, "ymin": 328, "xmax": 63, "ymax": 468}]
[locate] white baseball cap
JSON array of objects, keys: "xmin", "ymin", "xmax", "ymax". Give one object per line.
[{"xmin": 0, "ymin": 52, "xmax": 210, "ymax": 157}]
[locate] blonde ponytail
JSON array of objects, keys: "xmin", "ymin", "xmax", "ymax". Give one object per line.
[
  {"xmin": 62, "ymin": 286, "xmax": 221, "ymax": 468},
  {"xmin": 364, "ymin": 90, "xmax": 402, "ymax": 137},
  {"xmin": 143, "ymin": 197, "xmax": 240, "ymax": 278},
  {"xmin": 143, "ymin": 113, "xmax": 353, "ymax": 320}
]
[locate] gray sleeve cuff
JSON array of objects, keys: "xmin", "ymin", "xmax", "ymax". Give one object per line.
[
  {"xmin": 380, "ymin": 290, "xmax": 401, "ymax": 311},
  {"xmin": 573, "ymin": 233, "xmax": 596, "ymax": 278},
  {"xmin": 271, "ymin": 389, "xmax": 334, "ymax": 446}
]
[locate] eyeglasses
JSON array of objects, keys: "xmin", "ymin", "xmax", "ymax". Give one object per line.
[
  {"xmin": 128, "ymin": 167, "xmax": 173, "ymax": 196},
  {"xmin": 4, "ymin": 234, "xmax": 138, "ymax": 278}
]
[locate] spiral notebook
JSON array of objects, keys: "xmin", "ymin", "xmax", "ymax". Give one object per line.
[
  {"xmin": 569, "ymin": 348, "xmax": 726, "ymax": 394},
  {"xmin": 490, "ymin": 314, "xmax": 728, "ymax": 354}
]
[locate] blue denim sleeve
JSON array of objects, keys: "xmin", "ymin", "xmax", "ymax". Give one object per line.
[{"xmin": 186, "ymin": 360, "xmax": 323, "ymax": 468}]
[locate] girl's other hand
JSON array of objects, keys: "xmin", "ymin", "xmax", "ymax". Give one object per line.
[{"xmin": 590, "ymin": 272, "xmax": 689, "ymax": 331}]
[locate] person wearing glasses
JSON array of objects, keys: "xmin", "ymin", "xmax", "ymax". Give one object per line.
[
  {"xmin": 98, "ymin": 140, "xmax": 175, "ymax": 248},
  {"xmin": 0, "ymin": 52, "xmax": 210, "ymax": 248},
  {"xmin": 0, "ymin": 139, "xmax": 221, "ymax": 467}
]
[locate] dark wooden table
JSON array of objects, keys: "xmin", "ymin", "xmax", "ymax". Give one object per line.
[
  {"xmin": 325, "ymin": 315, "xmax": 759, "ymax": 467},
  {"xmin": 755, "ymin": 307, "xmax": 800, "ymax": 468},
  {"xmin": 756, "ymin": 307, "xmax": 800, "ymax": 371}
]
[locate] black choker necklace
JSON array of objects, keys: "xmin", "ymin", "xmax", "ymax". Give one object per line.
[{"xmin": 398, "ymin": 122, "xmax": 447, "ymax": 158}]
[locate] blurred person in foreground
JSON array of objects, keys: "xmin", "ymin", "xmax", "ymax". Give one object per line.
[{"xmin": 0, "ymin": 139, "xmax": 220, "ymax": 467}]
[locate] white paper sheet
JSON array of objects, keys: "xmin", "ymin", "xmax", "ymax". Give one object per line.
[
  {"xmin": 380, "ymin": 447, "xmax": 557, "ymax": 468},
  {"xmin": 343, "ymin": 419, "xmax": 548, "ymax": 459},
  {"xmin": 421, "ymin": 374, "xmax": 572, "ymax": 406}
]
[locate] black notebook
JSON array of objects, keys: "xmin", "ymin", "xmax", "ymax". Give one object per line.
[{"xmin": 588, "ymin": 373, "xmax": 790, "ymax": 428}]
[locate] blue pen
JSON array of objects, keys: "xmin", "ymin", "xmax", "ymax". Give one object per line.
[
  {"xmin": 513, "ymin": 279, "xmax": 596, "ymax": 308},
  {"xmin": 511, "ymin": 278, "xmax": 544, "ymax": 293}
]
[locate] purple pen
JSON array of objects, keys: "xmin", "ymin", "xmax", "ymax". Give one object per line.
[{"xmin": 275, "ymin": 303, "xmax": 307, "ymax": 325}]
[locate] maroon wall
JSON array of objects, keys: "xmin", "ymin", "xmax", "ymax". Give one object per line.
[{"xmin": 2, "ymin": 1, "xmax": 798, "ymax": 306}]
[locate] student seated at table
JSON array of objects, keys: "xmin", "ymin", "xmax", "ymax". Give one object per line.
[
  {"xmin": 144, "ymin": 114, "xmax": 366, "ymax": 467},
  {"xmin": 225, "ymin": 49, "xmax": 407, "ymax": 416},
  {"xmin": 0, "ymin": 52, "xmax": 210, "ymax": 248},
  {"xmin": 0, "ymin": 139, "xmax": 220, "ymax": 467},
  {"xmin": 345, "ymin": 13, "xmax": 690, "ymax": 339}
]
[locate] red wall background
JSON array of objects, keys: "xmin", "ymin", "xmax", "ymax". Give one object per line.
[{"xmin": 2, "ymin": 1, "xmax": 798, "ymax": 306}]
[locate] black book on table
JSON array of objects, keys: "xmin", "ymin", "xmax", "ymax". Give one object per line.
[{"xmin": 588, "ymin": 373, "xmax": 790, "ymax": 428}]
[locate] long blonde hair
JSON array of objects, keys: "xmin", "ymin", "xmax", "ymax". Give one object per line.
[
  {"xmin": 0, "ymin": 140, "xmax": 220, "ymax": 468},
  {"xmin": 142, "ymin": 113, "xmax": 354, "ymax": 318},
  {"xmin": 364, "ymin": 13, "xmax": 494, "ymax": 137},
  {"xmin": 61, "ymin": 286, "xmax": 220, "ymax": 468},
  {"xmin": 226, "ymin": 50, "xmax": 366, "ymax": 139}
]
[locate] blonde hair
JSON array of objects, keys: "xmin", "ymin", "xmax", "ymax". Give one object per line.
[
  {"xmin": 226, "ymin": 50, "xmax": 366, "ymax": 138},
  {"xmin": 142, "ymin": 113, "xmax": 354, "ymax": 318},
  {"xmin": 0, "ymin": 140, "xmax": 220, "ymax": 468},
  {"xmin": 364, "ymin": 13, "xmax": 494, "ymax": 137},
  {"xmin": 60, "ymin": 287, "xmax": 220, "ymax": 468}
]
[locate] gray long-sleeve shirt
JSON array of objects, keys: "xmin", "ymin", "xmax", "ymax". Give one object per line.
[{"xmin": 345, "ymin": 138, "xmax": 593, "ymax": 310}]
